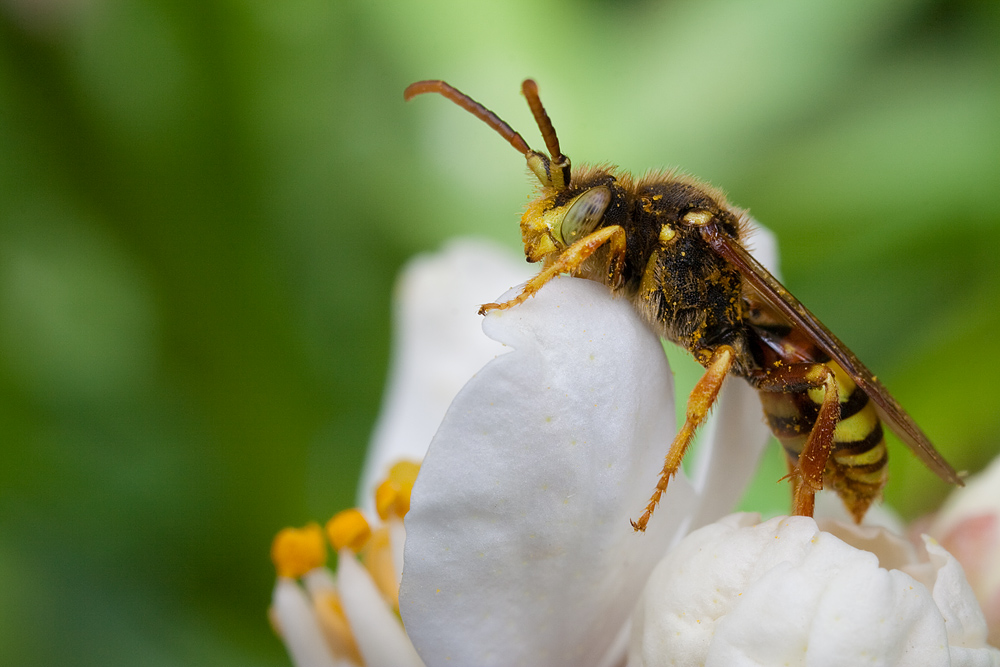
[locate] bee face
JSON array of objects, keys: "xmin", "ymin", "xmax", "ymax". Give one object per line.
[{"xmin": 519, "ymin": 170, "xmax": 620, "ymax": 263}]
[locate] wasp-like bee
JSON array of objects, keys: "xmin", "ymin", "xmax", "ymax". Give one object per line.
[{"xmin": 404, "ymin": 79, "xmax": 963, "ymax": 531}]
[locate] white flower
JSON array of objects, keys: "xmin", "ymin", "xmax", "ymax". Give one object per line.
[
  {"xmin": 395, "ymin": 241, "xmax": 773, "ymax": 666},
  {"xmin": 269, "ymin": 502, "xmax": 423, "ymax": 667},
  {"xmin": 273, "ymin": 234, "xmax": 1000, "ymax": 667},
  {"xmin": 272, "ymin": 237, "xmax": 774, "ymax": 666},
  {"xmin": 629, "ymin": 513, "xmax": 1000, "ymax": 667},
  {"xmin": 928, "ymin": 453, "xmax": 1000, "ymax": 646},
  {"xmin": 358, "ymin": 239, "xmax": 535, "ymax": 513},
  {"xmin": 270, "ymin": 240, "xmax": 535, "ymax": 667}
]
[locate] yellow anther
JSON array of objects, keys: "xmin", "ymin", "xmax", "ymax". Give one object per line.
[
  {"xmin": 312, "ymin": 590, "xmax": 363, "ymax": 665},
  {"xmin": 375, "ymin": 481, "xmax": 398, "ymax": 521},
  {"xmin": 326, "ymin": 509, "xmax": 371, "ymax": 553},
  {"xmin": 390, "ymin": 460, "xmax": 420, "ymax": 512},
  {"xmin": 271, "ymin": 523, "xmax": 327, "ymax": 578},
  {"xmin": 389, "ymin": 460, "xmax": 420, "ymax": 486},
  {"xmin": 375, "ymin": 460, "xmax": 421, "ymax": 520}
]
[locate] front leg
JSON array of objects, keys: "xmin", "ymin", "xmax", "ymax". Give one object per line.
[{"xmin": 479, "ymin": 225, "xmax": 627, "ymax": 315}]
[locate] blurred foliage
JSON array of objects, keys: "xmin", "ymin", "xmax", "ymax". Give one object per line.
[{"xmin": 0, "ymin": 0, "xmax": 997, "ymax": 664}]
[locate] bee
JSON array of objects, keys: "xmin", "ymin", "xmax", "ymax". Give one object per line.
[{"xmin": 404, "ymin": 79, "xmax": 963, "ymax": 531}]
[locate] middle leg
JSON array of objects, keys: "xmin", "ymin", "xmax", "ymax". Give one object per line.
[{"xmin": 632, "ymin": 345, "xmax": 735, "ymax": 532}]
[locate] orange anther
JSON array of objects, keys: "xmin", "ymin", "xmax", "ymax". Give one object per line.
[
  {"xmin": 271, "ymin": 523, "xmax": 326, "ymax": 578},
  {"xmin": 326, "ymin": 509, "xmax": 371, "ymax": 553}
]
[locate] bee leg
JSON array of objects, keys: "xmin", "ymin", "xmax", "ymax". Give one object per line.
[
  {"xmin": 632, "ymin": 345, "xmax": 734, "ymax": 532},
  {"xmin": 606, "ymin": 225, "xmax": 627, "ymax": 289},
  {"xmin": 478, "ymin": 225, "xmax": 626, "ymax": 315},
  {"xmin": 783, "ymin": 456, "xmax": 803, "ymax": 511},
  {"xmin": 752, "ymin": 363, "xmax": 840, "ymax": 518}
]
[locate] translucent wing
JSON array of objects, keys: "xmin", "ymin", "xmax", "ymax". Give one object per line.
[{"xmin": 703, "ymin": 225, "xmax": 963, "ymax": 486}]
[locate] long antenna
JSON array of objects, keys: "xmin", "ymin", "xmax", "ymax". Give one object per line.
[
  {"xmin": 404, "ymin": 80, "xmax": 531, "ymax": 156},
  {"xmin": 404, "ymin": 79, "xmax": 573, "ymax": 188},
  {"xmin": 521, "ymin": 79, "xmax": 567, "ymax": 167}
]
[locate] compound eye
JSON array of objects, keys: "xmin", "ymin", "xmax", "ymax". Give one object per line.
[{"xmin": 557, "ymin": 186, "xmax": 611, "ymax": 245}]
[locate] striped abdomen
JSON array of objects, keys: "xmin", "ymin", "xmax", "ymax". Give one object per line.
[{"xmin": 751, "ymin": 322, "xmax": 888, "ymax": 521}]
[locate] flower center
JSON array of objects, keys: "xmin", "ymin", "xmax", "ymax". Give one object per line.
[{"xmin": 269, "ymin": 460, "xmax": 420, "ymax": 665}]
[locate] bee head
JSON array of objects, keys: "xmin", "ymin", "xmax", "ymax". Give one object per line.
[{"xmin": 406, "ymin": 79, "xmax": 604, "ymax": 263}]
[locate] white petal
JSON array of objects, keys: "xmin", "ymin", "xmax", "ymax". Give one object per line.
[
  {"xmin": 932, "ymin": 454, "xmax": 1000, "ymax": 532},
  {"xmin": 824, "ymin": 522, "xmax": 999, "ymax": 664},
  {"xmin": 387, "ymin": 517, "xmax": 406, "ymax": 587},
  {"xmin": 744, "ymin": 217, "xmax": 780, "ymax": 277},
  {"xmin": 302, "ymin": 566, "xmax": 338, "ymax": 595},
  {"xmin": 927, "ymin": 455, "xmax": 1000, "ymax": 647},
  {"xmin": 271, "ymin": 577, "xmax": 342, "ymax": 667},
  {"xmin": 337, "ymin": 551, "xmax": 424, "ymax": 667},
  {"xmin": 686, "ymin": 379, "xmax": 771, "ymax": 529},
  {"xmin": 923, "ymin": 537, "xmax": 994, "ymax": 652},
  {"xmin": 819, "ymin": 519, "xmax": 920, "ymax": 572},
  {"xmin": 814, "ymin": 491, "xmax": 907, "ymax": 533},
  {"xmin": 401, "ymin": 276, "xmax": 696, "ymax": 667},
  {"xmin": 359, "ymin": 239, "xmax": 531, "ymax": 511},
  {"xmin": 629, "ymin": 515, "xmax": 997, "ymax": 667}
]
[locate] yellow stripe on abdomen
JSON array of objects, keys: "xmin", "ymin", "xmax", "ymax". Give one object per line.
[
  {"xmin": 831, "ymin": 400, "xmax": 887, "ymax": 486},
  {"xmin": 833, "ymin": 403, "xmax": 878, "ymax": 444}
]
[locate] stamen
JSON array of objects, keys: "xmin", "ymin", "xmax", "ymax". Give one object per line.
[
  {"xmin": 271, "ymin": 523, "xmax": 327, "ymax": 578},
  {"xmin": 375, "ymin": 460, "xmax": 421, "ymax": 520},
  {"xmin": 362, "ymin": 527, "xmax": 400, "ymax": 609},
  {"xmin": 327, "ymin": 509, "xmax": 372, "ymax": 553},
  {"xmin": 312, "ymin": 589, "xmax": 364, "ymax": 664}
]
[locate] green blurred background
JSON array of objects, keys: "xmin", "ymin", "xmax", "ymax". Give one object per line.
[{"xmin": 0, "ymin": 0, "xmax": 997, "ymax": 664}]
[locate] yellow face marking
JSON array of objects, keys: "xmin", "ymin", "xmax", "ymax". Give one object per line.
[
  {"xmin": 532, "ymin": 234, "xmax": 557, "ymax": 257},
  {"xmin": 520, "ymin": 197, "xmax": 561, "ymax": 261},
  {"xmin": 659, "ymin": 225, "xmax": 676, "ymax": 244}
]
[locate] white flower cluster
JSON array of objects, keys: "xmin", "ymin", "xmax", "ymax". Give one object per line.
[
  {"xmin": 271, "ymin": 239, "xmax": 1000, "ymax": 667},
  {"xmin": 928, "ymin": 456, "xmax": 1000, "ymax": 648},
  {"xmin": 632, "ymin": 513, "xmax": 997, "ymax": 667}
]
